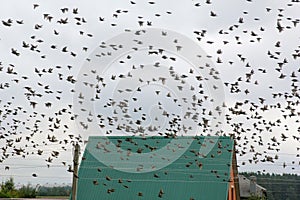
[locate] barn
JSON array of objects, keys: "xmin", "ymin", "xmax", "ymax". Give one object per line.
[{"xmin": 71, "ymin": 135, "xmax": 240, "ymax": 200}]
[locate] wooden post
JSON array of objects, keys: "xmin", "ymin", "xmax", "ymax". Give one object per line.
[
  {"xmin": 72, "ymin": 143, "xmax": 80, "ymax": 200},
  {"xmin": 232, "ymin": 136, "xmax": 241, "ymax": 200}
]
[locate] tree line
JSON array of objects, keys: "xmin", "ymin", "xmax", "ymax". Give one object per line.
[
  {"xmin": 240, "ymin": 172, "xmax": 300, "ymax": 200},
  {"xmin": 0, "ymin": 177, "xmax": 71, "ymax": 198}
]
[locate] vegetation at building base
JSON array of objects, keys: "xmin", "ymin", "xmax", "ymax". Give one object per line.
[
  {"xmin": 240, "ymin": 172, "xmax": 300, "ymax": 200},
  {"xmin": 0, "ymin": 177, "xmax": 71, "ymax": 198}
]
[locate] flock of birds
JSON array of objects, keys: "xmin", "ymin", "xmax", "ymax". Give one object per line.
[{"xmin": 0, "ymin": 0, "xmax": 299, "ymax": 185}]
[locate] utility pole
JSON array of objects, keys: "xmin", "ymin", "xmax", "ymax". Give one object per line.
[{"xmin": 72, "ymin": 143, "xmax": 80, "ymax": 200}]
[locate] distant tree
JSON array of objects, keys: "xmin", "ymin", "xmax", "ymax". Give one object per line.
[
  {"xmin": 17, "ymin": 184, "xmax": 37, "ymax": 198},
  {"xmin": 0, "ymin": 177, "xmax": 37, "ymax": 198},
  {"xmin": 37, "ymin": 185, "xmax": 71, "ymax": 196},
  {"xmin": 1, "ymin": 177, "xmax": 15, "ymax": 192},
  {"xmin": 0, "ymin": 177, "xmax": 18, "ymax": 197}
]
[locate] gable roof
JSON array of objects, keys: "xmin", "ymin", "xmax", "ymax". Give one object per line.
[
  {"xmin": 238, "ymin": 175, "xmax": 266, "ymax": 198},
  {"xmin": 74, "ymin": 136, "xmax": 234, "ymax": 200}
]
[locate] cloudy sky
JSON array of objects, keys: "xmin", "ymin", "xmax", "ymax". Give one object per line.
[{"xmin": 0, "ymin": 0, "xmax": 299, "ymax": 186}]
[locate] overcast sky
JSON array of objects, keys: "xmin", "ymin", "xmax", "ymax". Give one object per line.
[{"xmin": 0, "ymin": 0, "xmax": 299, "ymax": 186}]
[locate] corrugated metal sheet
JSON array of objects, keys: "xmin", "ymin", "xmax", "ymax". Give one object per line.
[{"xmin": 74, "ymin": 136, "xmax": 233, "ymax": 200}]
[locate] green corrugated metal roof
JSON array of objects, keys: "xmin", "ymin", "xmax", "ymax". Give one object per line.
[{"xmin": 73, "ymin": 136, "xmax": 234, "ymax": 200}]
